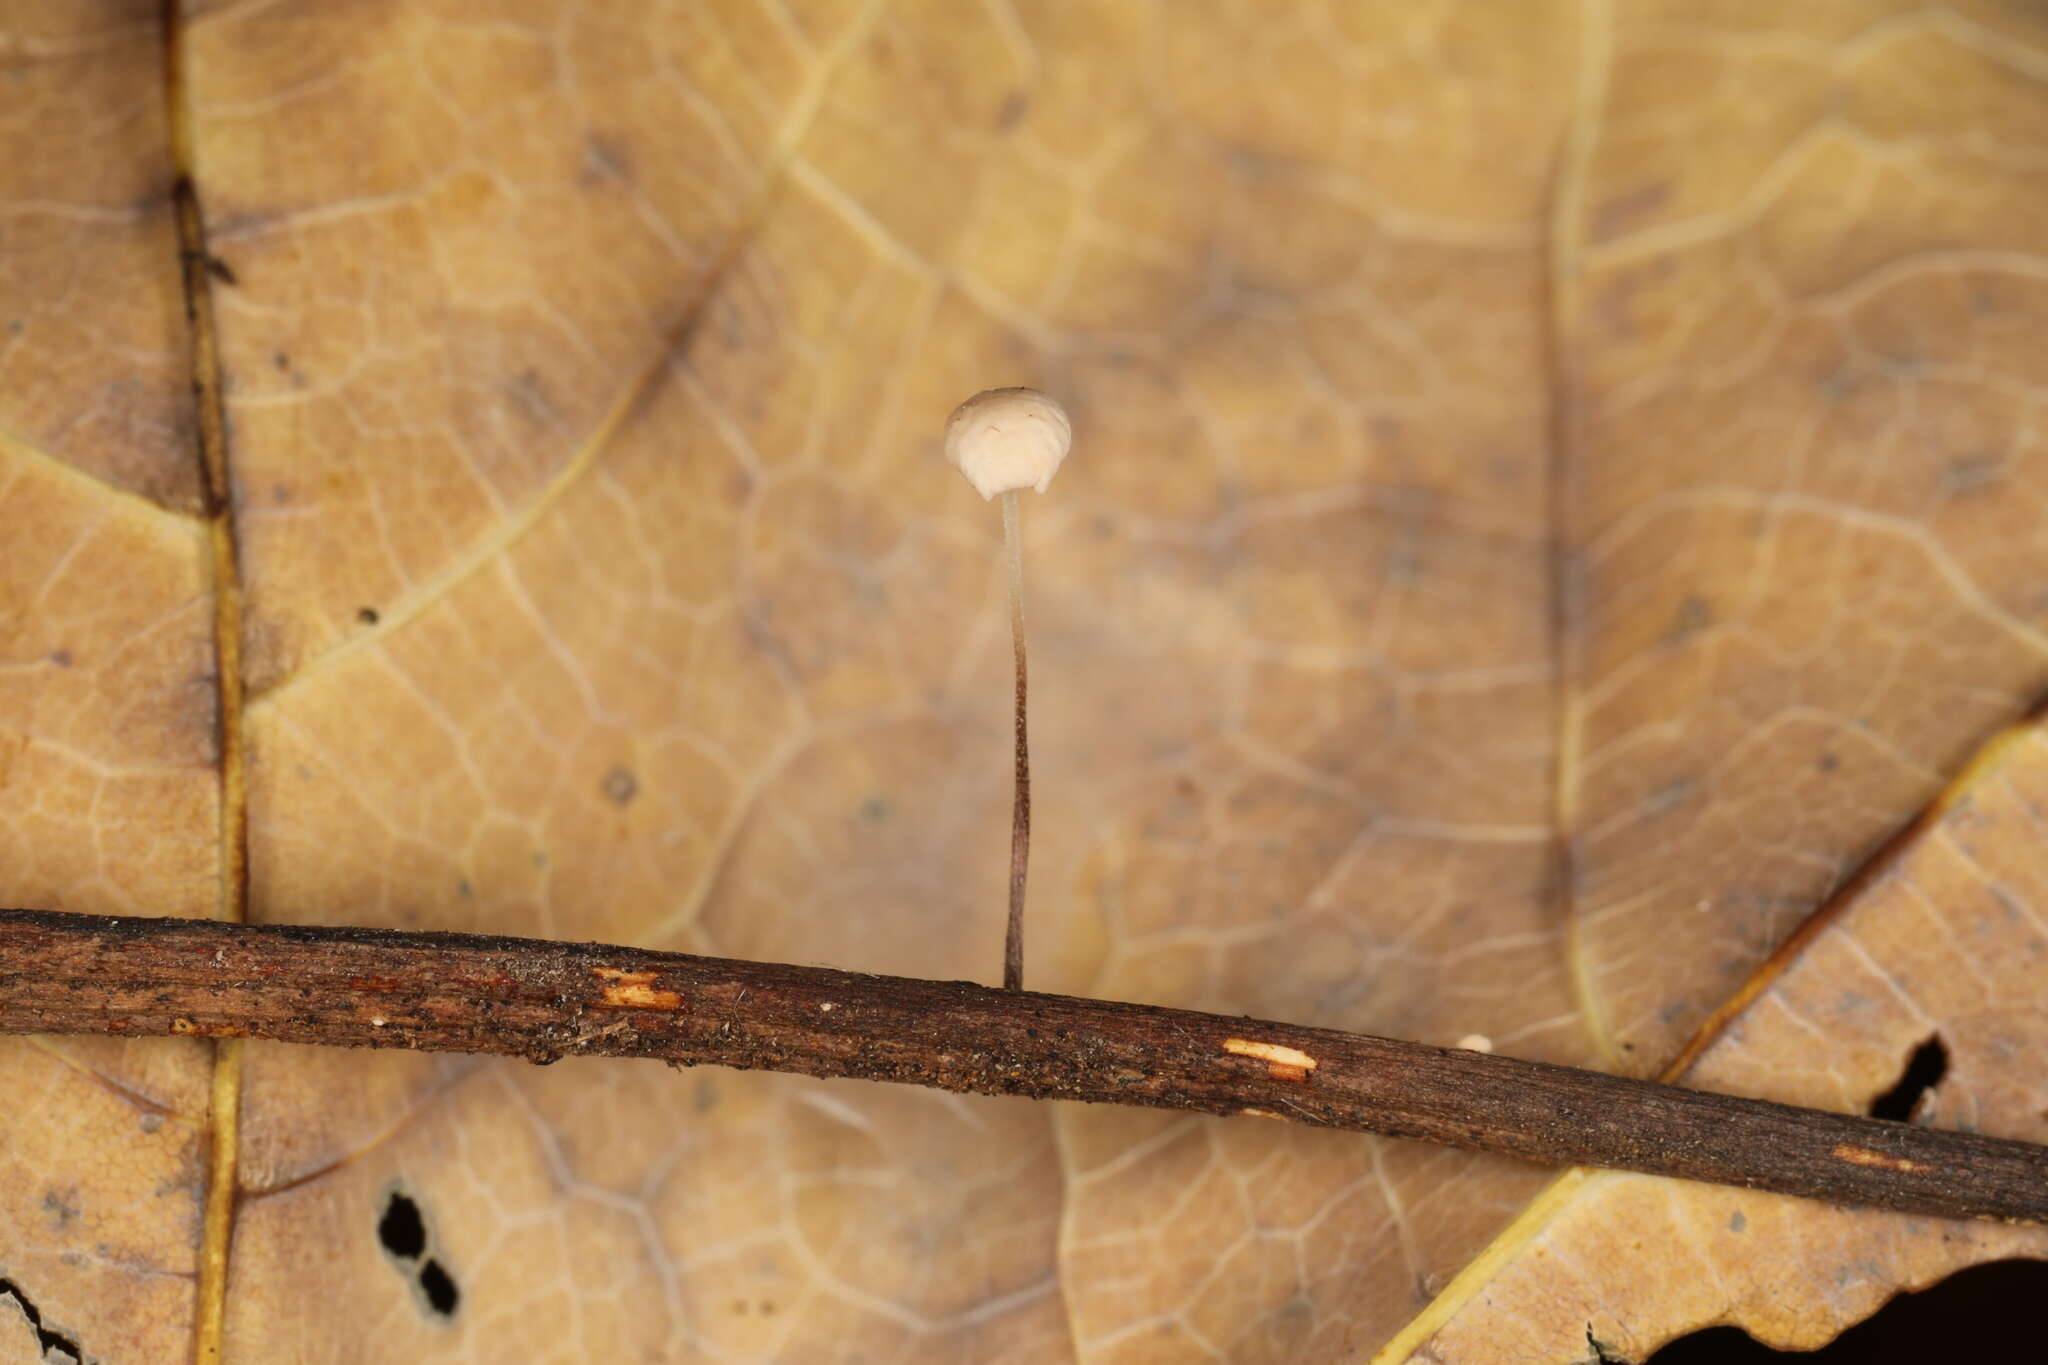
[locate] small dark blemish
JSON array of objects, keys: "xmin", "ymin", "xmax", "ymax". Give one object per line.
[
  {"xmin": 603, "ymin": 766, "xmax": 638, "ymax": 806},
  {"xmin": 1942, "ymin": 454, "xmax": 2004, "ymax": 495},
  {"xmin": 1729, "ymin": 1210, "xmax": 1745, "ymax": 1233},
  {"xmin": 582, "ymin": 133, "xmax": 630, "ymax": 183},
  {"xmin": 456, "ymin": 879, "xmax": 473, "ymax": 899},
  {"xmin": 139, "ymin": 1113, "xmax": 163, "ymax": 1133},
  {"xmin": 859, "ymin": 795, "xmax": 889, "ymax": 823},
  {"xmin": 48, "ymin": 649, "xmax": 71, "ymax": 668},
  {"xmin": 506, "ymin": 368, "xmax": 560, "ymax": 429},
  {"xmin": 6, "ymin": 319, "xmax": 22, "ymax": 335},
  {"xmin": 356, "ymin": 606, "xmax": 380, "ymax": 626},
  {"xmin": 1591, "ymin": 179, "xmax": 1672, "ymax": 241},
  {"xmin": 41, "ymin": 1190, "xmax": 77, "ymax": 1227},
  {"xmin": 1669, "ymin": 596, "xmax": 1711, "ymax": 638},
  {"xmin": 995, "ymin": 90, "xmax": 1029, "ymax": 131},
  {"xmin": 204, "ymin": 253, "xmax": 237, "ymax": 287},
  {"xmin": 1818, "ymin": 752, "xmax": 1839, "ymax": 773},
  {"xmin": 417, "ymin": 1258, "xmax": 460, "ymax": 1318},
  {"xmin": 378, "ymin": 1190, "xmax": 428, "ymax": 1261},
  {"xmin": 272, "ymin": 351, "xmax": 289, "ymax": 371},
  {"xmin": 1644, "ymin": 778, "xmax": 1694, "ymax": 816},
  {"xmin": 531, "ymin": 850, "xmax": 548, "ymax": 869}
]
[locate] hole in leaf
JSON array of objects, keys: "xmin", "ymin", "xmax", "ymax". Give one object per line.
[
  {"xmin": 376, "ymin": 1186, "xmax": 423, "ymax": 1268},
  {"xmin": 1869, "ymin": 1034, "xmax": 1947, "ymax": 1122},
  {"xmin": 377, "ymin": 1190, "xmax": 427, "ymax": 1261},
  {"xmin": 0, "ymin": 1274, "xmax": 87, "ymax": 1364},
  {"xmin": 1644, "ymin": 1258, "xmax": 2048, "ymax": 1363},
  {"xmin": 418, "ymin": 1259, "xmax": 460, "ymax": 1318}
]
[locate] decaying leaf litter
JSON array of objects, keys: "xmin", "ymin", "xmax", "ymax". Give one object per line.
[{"xmin": 3, "ymin": 2, "xmax": 2047, "ymax": 1360}]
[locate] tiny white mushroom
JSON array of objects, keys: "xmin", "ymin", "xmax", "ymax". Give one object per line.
[
  {"xmin": 944, "ymin": 388, "xmax": 1072, "ymax": 501},
  {"xmin": 944, "ymin": 388, "xmax": 1073, "ymax": 992}
]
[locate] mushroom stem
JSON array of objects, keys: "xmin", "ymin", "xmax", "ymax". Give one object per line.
[{"xmin": 1002, "ymin": 489, "xmax": 1030, "ymax": 992}]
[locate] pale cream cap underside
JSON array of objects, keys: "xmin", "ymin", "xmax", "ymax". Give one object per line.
[{"xmin": 943, "ymin": 387, "xmax": 1072, "ymax": 500}]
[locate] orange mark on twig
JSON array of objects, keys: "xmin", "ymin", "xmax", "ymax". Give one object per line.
[
  {"xmin": 592, "ymin": 967, "xmax": 682, "ymax": 1010},
  {"xmin": 170, "ymin": 1018, "xmax": 245, "ymax": 1038},
  {"xmin": 1831, "ymin": 1143, "xmax": 1928, "ymax": 1173},
  {"xmin": 1223, "ymin": 1037, "xmax": 1318, "ymax": 1082}
]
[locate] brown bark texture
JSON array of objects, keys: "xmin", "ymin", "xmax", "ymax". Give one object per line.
[{"xmin": 1, "ymin": 908, "xmax": 2042, "ymax": 1227}]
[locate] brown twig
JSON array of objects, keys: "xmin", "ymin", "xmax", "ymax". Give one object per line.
[{"xmin": 2, "ymin": 908, "xmax": 2043, "ymax": 1225}]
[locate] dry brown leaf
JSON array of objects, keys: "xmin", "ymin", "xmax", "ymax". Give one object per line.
[{"xmin": 2, "ymin": 1, "xmax": 2045, "ymax": 1361}]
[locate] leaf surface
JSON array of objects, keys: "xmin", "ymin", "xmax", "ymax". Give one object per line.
[{"xmin": 2, "ymin": 1, "xmax": 2045, "ymax": 1361}]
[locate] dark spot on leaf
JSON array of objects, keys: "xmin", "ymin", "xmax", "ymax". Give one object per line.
[
  {"xmin": 272, "ymin": 351, "xmax": 289, "ymax": 371},
  {"xmin": 1942, "ymin": 454, "xmax": 2003, "ymax": 495},
  {"xmin": 1590, "ymin": 179, "xmax": 1671, "ymax": 241},
  {"xmin": 47, "ymin": 650, "xmax": 70, "ymax": 668},
  {"xmin": 1669, "ymin": 596, "xmax": 1711, "ymax": 638},
  {"xmin": 859, "ymin": 795, "xmax": 889, "ymax": 823},
  {"xmin": 378, "ymin": 1189, "xmax": 427, "ymax": 1261},
  {"xmin": 582, "ymin": 133, "xmax": 630, "ymax": 182},
  {"xmin": 1644, "ymin": 778, "xmax": 1694, "ymax": 815},
  {"xmin": 506, "ymin": 368, "xmax": 559, "ymax": 429},
  {"xmin": 1869, "ymin": 1034, "xmax": 1947, "ymax": 1123},
  {"xmin": 356, "ymin": 606, "xmax": 379, "ymax": 626},
  {"xmin": 1818, "ymin": 751, "xmax": 1839, "ymax": 773},
  {"xmin": 417, "ymin": 1259, "xmax": 460, "ymax": 1318},
  {"xmin": 1729, "ymin": 1210, "xmax": 1745, "ymax": 1233},
  {"xmin": 40, "ymin": 1190, "xmax": 76, "ymax": 1228},
  {"xmin": 603, "ymin": 766, "xmax": 638, "ymax": 806},
  {"xmin": 456, "ymin": 878, "xmax": 473, "ymax": 898},
  {"xmin": 202, "ymin": 252, "xmax": 237, "ymax": 287},
  {"xmin": 996, "ymin": 90, "xmax": 1029, "ymax": 131}
]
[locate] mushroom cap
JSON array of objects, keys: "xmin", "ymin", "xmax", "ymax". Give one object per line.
[{"xmin": 943, "ymin": 387, "xmax": 1071, "ymax": 500}]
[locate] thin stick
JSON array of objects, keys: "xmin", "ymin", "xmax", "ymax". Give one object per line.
[
  {"xmin": 2, "ymin": 909, "xmax": 2044, "ymax": 1226},
  {"xmin": 1002, "ymin": 488, "xmax": 1029, "ymax": 992}
]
